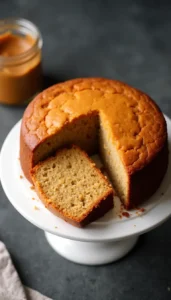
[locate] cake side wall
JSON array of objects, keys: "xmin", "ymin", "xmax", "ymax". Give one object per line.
[
  {"xmin": 20, "ymin": 131, "xmax": 34, "ymax": 182},
  {"xmin": 127, "ymin": 138, "xmax": 169, "ymax": 209}
]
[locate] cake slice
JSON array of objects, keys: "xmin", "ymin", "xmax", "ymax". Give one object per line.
[{"xmin": 31, "ymin": 145, "xmax": 114, "ymax": 227}]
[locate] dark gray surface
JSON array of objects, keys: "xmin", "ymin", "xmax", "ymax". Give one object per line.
[{"xmin": 0, "ymin": 1, "xmax": 171, "ymax": 299}]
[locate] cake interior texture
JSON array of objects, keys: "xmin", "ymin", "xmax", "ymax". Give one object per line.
[
  {"xmin": 32, "ymin": 111, "xmax": 129, "ymax": 207},
  {"xmin": 99, "ymin": 120, "xmax": 129, "ymax": 205},
  {"xmin": 31, "ymin": 146, "xmax": 113, "ymax": 226}
]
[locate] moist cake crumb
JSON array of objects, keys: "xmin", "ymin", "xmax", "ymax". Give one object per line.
[
  {"xmin": 31, "ymin": 145, "xmax": 114, "ymax": 227},
  {"xmin": 34, "ymin": 206, "xmax": 39, "ymax": 210},
  {"xmin": 122, "ymin": 211, "xmax": 130, "ymax": 218}
]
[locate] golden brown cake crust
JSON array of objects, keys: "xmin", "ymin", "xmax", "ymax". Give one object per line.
[{"xmin": 20, "ymin": 78, "xmax": 168, "ymax": 209}]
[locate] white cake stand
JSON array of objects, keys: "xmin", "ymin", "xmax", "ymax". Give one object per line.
[{"xmin": 1, "ymin": 117, "xmax": 171, "ymax": 265}]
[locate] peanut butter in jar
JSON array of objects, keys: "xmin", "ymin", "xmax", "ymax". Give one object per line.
[{"xmin": 0, "ymin": 18, "xmax": 43, "ymax": 105}]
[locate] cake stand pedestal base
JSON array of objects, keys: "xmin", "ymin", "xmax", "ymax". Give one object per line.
[{"xmin": 45, "ymin": 232, "xmax": 138, "ymax": 265}]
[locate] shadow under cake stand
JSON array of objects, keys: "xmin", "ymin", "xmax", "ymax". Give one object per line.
[{"xmin": 0, "ymin": 117, "xmax": 171, "ymax": 265}]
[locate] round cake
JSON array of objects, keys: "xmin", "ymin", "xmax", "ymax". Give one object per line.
[{"xmin": 20, "ymin": 78, "xmax": 168, "ymax": 209}]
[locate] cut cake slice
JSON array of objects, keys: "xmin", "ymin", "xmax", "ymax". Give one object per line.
[{"xmin": 31, "ymin": 145, "xmax": 114, "ymax": 227}]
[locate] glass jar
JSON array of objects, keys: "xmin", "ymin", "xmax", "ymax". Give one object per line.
[{"xmin": 0, "ymin": 18, "xmax": 43, "ymax": 105}]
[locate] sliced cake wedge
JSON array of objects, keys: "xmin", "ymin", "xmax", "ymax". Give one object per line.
[{"xmin": 31, "ymin": 145, "xmax": 114, "ymax": 227}]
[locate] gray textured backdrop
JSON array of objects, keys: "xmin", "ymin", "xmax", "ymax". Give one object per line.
[{"xmin": 0, "ymin": 1, "xmax": 171, "ymax": 299}]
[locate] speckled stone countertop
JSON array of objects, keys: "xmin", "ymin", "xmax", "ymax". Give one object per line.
[{"xmin": 0, "ymin": 0, "xmax": 171, "ymax": 299}]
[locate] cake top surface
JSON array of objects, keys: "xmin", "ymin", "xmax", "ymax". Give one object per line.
[{"xmin": 22, "ymin": 78, "xmax": 167, "ymax": 173}]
